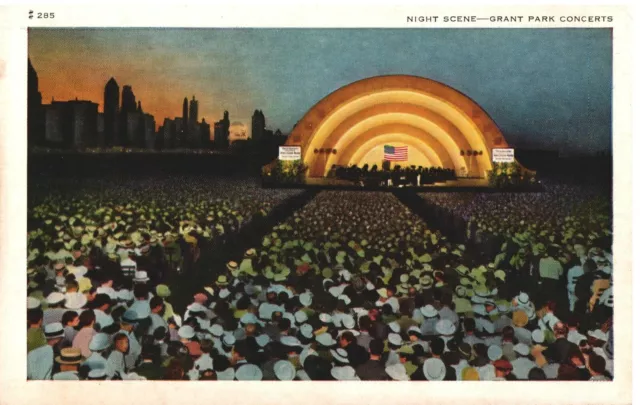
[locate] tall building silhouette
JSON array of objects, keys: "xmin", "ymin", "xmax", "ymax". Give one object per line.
[
  {"xmin": 251, "ymin": 110, "xmax": 266, "ymax": 141},
  {"xmin": 103, "ymin": 77, "xmax": 119, "ymax": 146},
  {"xmin": 188, "ymin": 96, "xmax": 199, "ymax": 147},
  {"xmin": 200, "ymin": 118, "xmax": 211, "ymax": 148},
  {"xmin": 121, "ymin": 86, "xmax": 136, "ymax": 114},
  {"xmin": 213, "ymin": 111, "xmax": 230, "ymax": 150},
  {"xmin": 189, "ymin": 96, "xmax": 198, "ymax": 126},
  {"xmin": 28, "ymin": 59, "xmax": 44, "ymax": 147},
  {"xmin": 119, "ymin": 85, "xmax": 137, "ymax": 146}
]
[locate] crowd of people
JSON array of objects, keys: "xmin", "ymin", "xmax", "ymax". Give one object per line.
[{"xmin": 27, "ymin": 179, "xmax": 613, "ymax": 381}]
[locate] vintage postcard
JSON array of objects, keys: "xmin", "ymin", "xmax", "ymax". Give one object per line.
[{"xmin": 0, "ymin": 2, "xmax": 634, "ymax": 405}]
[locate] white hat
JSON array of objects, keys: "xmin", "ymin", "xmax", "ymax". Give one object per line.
[
  {"xmin": 420, "ymin": 304, "xmax": 438, "ymax": 318},
  {"xmin": 282, "ymin": 312, "xmax": 296, "ymax": 326},
  {"xmin": 240, "ymin": 312, "xmax": 259, "ymax": 325},
  {"xmin": 299, "ymin": 292, "xmax": 312, "ymax": 307},
  {"xmin": 274, "ymin": 360, "xmax": 296, "ymax": 380},
  {"xmin": 296, "ymin": 369, "xmax": 311, "ymax": 381},
  {"xmin": 281, "ymin": 336, "xmax": 302, "ymax": 347},
  {"xmin": 294, "ymin": 310, "xmax": 308, "ymax": 324},
  {"xmin": 514, "ymin": 343, "xmax": 530, "ymax": 356},
  {"xmin": 407, "ymin": 326, "xmax": 422, "ymax": 336},
  {"xmin": 423, "ymin": 357, "xmax": 446, "ymax": 381},
  {"xmin": 219, "ymin": 289, "xmax": 231, "ymax": 299},
  {"xmin": 388, "ymin": 321, "xmax": 401, "ymax": 333},
  {"xmin": 133, "ymin": 271, "xmax": 149, "ymax": 282},
  {"xmin": 588, "ymin": 329, "xmax": 608, "ymax": 342},
  {"xmin": 341, "ymin": 315, "xmax": 356, "ymax": 329},
  {"xmin": 46, "ymin": 292, "xmax": 65, "ymax": 305},
  {"xmin": 116, "ymin": 289, "xmax": 133, "ymax": 302},
  {"xmin": 96, "ymin": 287, "xmax": 117, "ymax": 300},
  {"xmin": 338, "ymin": 294, "xmax": 352, "ymax": 306},
  {"xmin": 53, "ymin": 372, "xmax": 80, "ymax": 381},
  {"xmin": 330, "ymin": 348, "xmax": 349, "ymax": 364},
  {"xmin": 88, "ymin": 369, "xmax": 107, "ymax": 380},
  {"xmin": 488, "ymin": 345, "xmax": 503, "ymax": 361},
  {"xmin": 532, "ymin": 329, "xmax": 545, "ymax": 344},
  {"xmin": 319, "ymin": 313, "xmax": 332, "ymax": 324},
  {"xmin": 27, "ymin": 297, "xmax": 41, "ymax": 309},
  {"xmin": 223, "ymin": 333, "xmax": 236, "ymax": 346},
  {"xmin": 216, "ymin": 368, "xmax": 235, "ymax": 381},
  {"xmin": 89, "ymin": 333, "xmax": 111, "ymax": 351},
  {"xmin": 178, "ymin": 325, "xmax": 196, "ymax": 340},
  {"xmin": 256, "ymin": 334, "xmax": 271, "ymax": 348},
  {"xmin": 44, "ymin": 322, "xmax": 64, "ymax": 339},
  {"xmin": 399, "ymin": 274, "xmax": 410, "ymax": 283},
  {"xmin": 236, "ymin": 364, "xmax": 262, "ymax": 381},
  {"xmin": 516, "ymin": 292, "xmax": 530, "ymax": 306},
  {"xmin": 316, "ymin": 333, "xmax": 337, "ymax": 347},
  {"xmin": 435, "ymin": 319, "xmax": 456, "ymax": 336},
  {"xmin": 331, "ymin": 365, "xmax": 359, "ymax": 381},
  {"xmin": 388, "ymin": 333, "xmax": 403, "ymax": 346},
  {"xmin": 64, "ymin": 292, "xmax": 87, "ymax": 310},
  {"xmin": 209, "ymin": 324, "xmax": 224, "ymax": 337},
  {"xmin": 385, "ymin": 363, "xmax": 410, "ymax": 381},
  {"xmin": 299, "ymin": 324, "xmax": 314, "ymax": 340}
]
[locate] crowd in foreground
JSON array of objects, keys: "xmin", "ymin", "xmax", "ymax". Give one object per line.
[{"xmin": 27, "ymin": 179, "xmax": 613, "ymax": 381}]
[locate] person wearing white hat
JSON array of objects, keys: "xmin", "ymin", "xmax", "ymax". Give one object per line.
[
  {"xmin": 435, "ymin": 319, "xmax": 456, "ymax": 345},
  {"xmin": 83, "ymin": 333, "xmax": 110, "ymax": 372},
  {"xmin": 298, "ymin": 292, "xmax": 313, "ymax": 308},
  {"xmin": 316, "ymin": 332, "xmax": 337, "ymax": 348},
  {"xmin": 487, "ymin": 345, "xmax": 503, "ymax": 362},
  {"xmin": 64, "ymin": 292, "xmax": 88, "ymax": 311},
  {"xmin": 423, "ymin": 357, "xmax": 447, "ymax": 381},
  {"xmin": 385, "ymin": 362, "xmax": 410, "ymax": 381},
  {"xmin": 119, "ymin": 309, "xmax": 142, "ymax": 370},
  {"xmin": 419, "ymin": 304, "xmax": 440, "ymax": 337},
  {"xmin": 273, "ymin": 359, "xmax": 296, "ymax": 380},
  {"xmin": 27, "ymin": 322, "xmax": 64, "ymax": 380},
  {"xmin": 235, "ymin": 364, "xmax": 263, "ymax": 381},
  {"xmin": 43, "ymin": 292, "xmax": 67, "ymax": 326},
  {"xmin": 331, "ymin": 365, "xmax": 360, "ymax": 380},
  {"xmin": 511, "ymin": 343, "xmax": 535, "ymax": 380}
]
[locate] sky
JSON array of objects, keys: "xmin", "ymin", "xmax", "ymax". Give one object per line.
[{"xmin": 28, "ymin": 28, "xmax": 612, "ymax": 153}]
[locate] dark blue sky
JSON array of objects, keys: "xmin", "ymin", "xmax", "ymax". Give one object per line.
[{"xmin": 30, "ymin": 28, "xmax": 612, "ymax": 153}]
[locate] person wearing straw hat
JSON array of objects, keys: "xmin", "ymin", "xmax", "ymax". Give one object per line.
[
  {"xmin": 28, "ymin": 322, "xmax": 64, "ymax": 380},
  {"xmin": 52, "ymin": 347, "xmax": 84, "ymax": 380},
  {"xmin": 512, "ymin": 310, "xmax": 533, "ymax": 346}
]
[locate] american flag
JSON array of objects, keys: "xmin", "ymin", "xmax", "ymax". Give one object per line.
[{"xmin": 383, "ymin": 145, "xmax": 408, "ymax": 161}]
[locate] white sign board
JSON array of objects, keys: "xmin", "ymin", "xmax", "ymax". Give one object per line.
[
  {"xmin": 492, "ymin": 148, "xmax": 515, "ymax": 163},
  {"xmin": 279, "ymin": 146, "xmax": 301, "ymax": 161}
]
